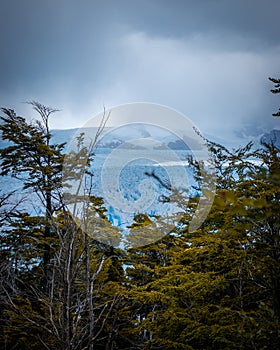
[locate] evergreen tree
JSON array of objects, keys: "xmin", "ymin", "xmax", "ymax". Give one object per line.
[
  {"xmin": 120, "ymin": 139, "xmax": 279, "ymax": 349},
  {"xmin": 0, "ymin": 102, "xmax": 65, "ymax": 275},
  {"xmin": 269, "ymin": 77, "xmax": 280, "ymax": 117},
  {"xmin": 0, "ymin": 104, "xmax": 126, "ymax": 350}
]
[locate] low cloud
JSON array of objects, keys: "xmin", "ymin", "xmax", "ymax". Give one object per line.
[{"xmin": 90, "ymin": 31, "xmax": 280, "ymax": 140}]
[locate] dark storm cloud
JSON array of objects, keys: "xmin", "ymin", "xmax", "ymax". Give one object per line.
[
  {"xmin": 116, "ymin": 0, "xmax": 280, "ymax": 48},
  {"xmin": 1, "ymin": 1, "xmax": 112, "ymax": 90},
  {"xmin": 0, "ymin": 0, "xmax": 279, "ymax": 139}
]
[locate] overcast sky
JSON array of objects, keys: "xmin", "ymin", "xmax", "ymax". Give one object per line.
[{"xmin": 0, "ymin": 0, "xmax": 279, "ymax": 141}]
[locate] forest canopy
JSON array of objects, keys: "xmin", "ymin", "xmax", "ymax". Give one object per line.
[{"xmin": 0, "ymin": 80, "xmax": 279, "ymax": 349}]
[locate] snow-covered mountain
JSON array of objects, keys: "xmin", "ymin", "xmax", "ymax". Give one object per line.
[
  {"xmin": 260, "ymin": 129, "xmax": 280, "ymax": 148},
  {"xmin": 3, "ymin": 122, "xmax": 275, "ymax": 153},
  {"xmin": 52, "ymin": 124, "xmax": 198, "ymax": 151}
]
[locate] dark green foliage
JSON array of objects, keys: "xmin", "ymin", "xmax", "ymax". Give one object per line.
[
  {"xmin": 0, "ymin": 106, "xmax": 65, "ymax": 197},
  {"xmin": 120, "ymin": 139, "xmax": 280, "ymax": 349}
]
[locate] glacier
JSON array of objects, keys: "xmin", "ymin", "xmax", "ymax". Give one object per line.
[{"xmin": 1, "ymin": 124, "xmax": 279, "ymax": 248}]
